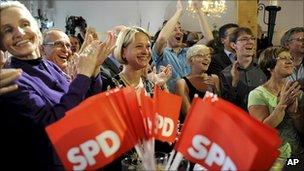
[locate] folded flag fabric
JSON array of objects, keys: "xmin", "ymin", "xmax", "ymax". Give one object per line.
[
  {"xmin": 173, "ymin": 93, "xmax": 281, "ymax": 170},
  {"xmin": 46, "ymin": 89, "xmax": 281, "ymax": 170}
]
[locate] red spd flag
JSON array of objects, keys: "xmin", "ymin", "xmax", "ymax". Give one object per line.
[
  {"xmin": 154, "ymin": 87, "xmax": 182, "ymax": 143},
  {"xmin": 46, "ymin": 92, "xmax": 137, "ymax": 170},
  {"xmin": 205, "ymin": 97, "xmax": 281, "ymax": 169},
  {"xmin": 175, "ymin": 98, "xmax": 258, "ymax": 170}
]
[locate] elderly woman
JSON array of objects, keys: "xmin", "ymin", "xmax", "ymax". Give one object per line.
[
  {"xmin": 248, "ymin": 46, "xmax": 304, "ymax": 169},
  {"xmin": 176, "ymin": 44, "xmax": 220, "ymax": 120},
  {"xmin": 0, "ymin": 1, "xmax": 113, "ymax": 169}
]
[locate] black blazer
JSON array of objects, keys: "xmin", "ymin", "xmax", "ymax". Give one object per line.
[{"xmin": 207, "ymin": 50, "xmax": 232, "ymax": 76}]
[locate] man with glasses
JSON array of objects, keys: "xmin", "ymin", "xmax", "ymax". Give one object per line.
[
  {"xmin": 41, "ymin": 28, "xmax": 72, "ymax": 74},
  {"xmin": 281, "ymin": 27, "xmax": 304, "ymax": 90},
  {"xmin": 219, "ymin": 27, "xmax": 267, "ymax": 111}
]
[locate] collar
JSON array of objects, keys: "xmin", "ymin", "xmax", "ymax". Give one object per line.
[
  {"xmin": 238, "ymin": 60, "xmax": 257, "ymax": 71},
  {"xmin": 11, "ymin": 57, "xmax": 43, "ymax": 66},
  {"xmin": 223, "ymin": 49, "xmax": 234, "ymax": 57},
  {"xmin": 168, "ymin": 47, "xmax": 185, "ymax": 55}
]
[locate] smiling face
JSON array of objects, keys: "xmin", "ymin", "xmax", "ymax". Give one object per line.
[
  {"xmin": 168, "ymin": 23, "xmax": 183, "ymax": 48},
  {"xmin": 42, "ymin": 30, "xmax": 72, "ymax": 70},
  {"xmin": 231, "ymin": 33, "xmax": 255, "ymax": 59},
  {"xmin": 273, "ymin": 51, "xmax": 294, "ymax": 78},
  {"xmin": 287, "ymin": 32, "xmax": 304, "ymax": 55},
  {"xmin": 0, "ymin": 6, "xmax": 41, "ymax": 59},
  {"xmin": 221, "ymin": 27, "xmax": 237, "ymax": 51},
  {"xmin": 189, "ymin": 48, "xmax": 212, "ymax": 74},
  {"xmin": 123, "ymin": 32, "xmax": 151, "ymax": 70}
]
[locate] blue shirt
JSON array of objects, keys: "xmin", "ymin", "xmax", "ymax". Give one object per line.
[
  {"xmin": 152, "ymin": 46, "xmax": 190, "ymax": 93},
  {"xmin": 224, "ymin": 49, "xmax": 236, "ymax": 63}
]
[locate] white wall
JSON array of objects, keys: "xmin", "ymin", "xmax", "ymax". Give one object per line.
[
  {"xmin": 52, "ymin": 0, "xmax": 303, "ymax": 45},
  {"xmin": 53, "ymin": 1, "xmax": 171, "ymax": 34},
  {"xmin": 258, "ymin": 0, "xmax": 304, "ymax": 45}
]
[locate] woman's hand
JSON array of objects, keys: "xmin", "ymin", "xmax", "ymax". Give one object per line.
[
  {"xmin": 147, "ymin": 65, "xmax": 172, "ymax": 87},
  {"xmin": 0, "ymin": 50, "xmax": 7, "ymax": 68},
  {"xmin": 0, "ymin": 68, "xmax": 22, "ymax": 95},
  {"xmin": 286, "ymin": 82, "xmax": 302, "ymax": 114},
  {"xmin": 278, "ymin": 81, "xmax": 301, "ymax": 107}
]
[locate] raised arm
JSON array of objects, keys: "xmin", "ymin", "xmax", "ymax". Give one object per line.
[
  {"xmin": 154, "ymin": 0, "xmax": 184, "ymax": 55},
  {"xmin": 192, "ymin": 0, "xmax": 214, "ymax": 44},
  {"xmin": 176, "ymin": 79, "xmax": 191, "ymax": 116}
]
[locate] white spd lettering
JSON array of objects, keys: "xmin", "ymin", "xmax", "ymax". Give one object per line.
[
  {"xmin": 187, "ymin": 135, "xmax": 237, "ymax": 170},
  {"xmin": 156, "ymin": 113, "xmax": 174, "ymax": 137},
  {"xmin": 67, "ymin": 130, "xmax": 120, "ymax": 170}
]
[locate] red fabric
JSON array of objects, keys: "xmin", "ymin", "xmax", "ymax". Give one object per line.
[
  {"xmin": 175, "ymin": 96, "xmax": 281, "ymax": 170},
  {"xmin": 46, "ymin": 88, "xmax": 139, "ymax": 170},
  {"xmin": 154, "ymin": 87, "xmax": 182, "ymax": 143}
]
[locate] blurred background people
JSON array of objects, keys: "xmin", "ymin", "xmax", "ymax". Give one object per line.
[
  {"xmin": 207, "ymin": 23, "xmax": 239, "ymax": 76},
  {"xmin": 281, "ymin": 27, "xmax": 304, "ymax": 90},
  {"xmin": 69, "ymin": 35, "xmax": 81, "ymax": 54}
]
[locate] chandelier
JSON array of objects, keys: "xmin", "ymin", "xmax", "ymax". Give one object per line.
[{"xmin": 186, "ymin": 0, "xmax": 227, "ymax": 17}]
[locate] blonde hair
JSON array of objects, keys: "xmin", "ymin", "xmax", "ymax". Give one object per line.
[
  {"xmin": 114, "ymin": 26, "xmax": 151, "ymax": 64},
  {"xmin": 186, "ymin": 44, "xmax": 210, "ymax": 60},
  {"xmin": 0, "ymin": 1, "xmax": 43, "ymax": 45}
]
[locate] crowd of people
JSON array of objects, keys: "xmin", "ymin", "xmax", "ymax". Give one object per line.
[{"xmin": 0, "ymin": 0, "xmax": 303, "ymax": 170}]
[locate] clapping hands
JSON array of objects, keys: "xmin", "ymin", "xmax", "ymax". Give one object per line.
[
  {"xmin": 72, "ymin": 27, "xmax": 116, "ymax": 78},
  {"xmin": 147, "ymin": 65, "xmax": 173, "ymax": 87},
  {"xmin": 278, "ymin": 81, "xmax": 301, "ymax": 114}
]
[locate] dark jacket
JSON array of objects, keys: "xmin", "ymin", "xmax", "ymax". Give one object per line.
[
  {"xmin": 219, "ymin": 61, "xmax": 267, "ymax": 111},
  {"xmin": 207, "ymin": 49, "xmax": 232, "ymax": 76}
]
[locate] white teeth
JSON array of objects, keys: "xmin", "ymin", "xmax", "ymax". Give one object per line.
[
  {"xmin": 16, "ymin": 40, "xmax": 29, "ymax": 46},
  {"xmin": 59, "ymin": 56, "xmax": 67, "ymax": 61}
]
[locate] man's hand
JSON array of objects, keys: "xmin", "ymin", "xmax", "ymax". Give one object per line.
[{"xmin": 231, "ymin": 61, "xmax": 240, "ymax": 87}]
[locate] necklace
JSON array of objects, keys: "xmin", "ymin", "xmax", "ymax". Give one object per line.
[{"xmin": 120, "ymin": 73, "xmax": 142, "ymax": 89}]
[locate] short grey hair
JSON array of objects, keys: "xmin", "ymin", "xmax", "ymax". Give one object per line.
[
  {"xmin": 114, "ymin": 26, "xmax": 151, "ymax": 64},
  {"xmin": 42, "ymin": 28, "xmax": 66, "ymax": 44},
  {"xmin": 0, "ymin": 1, "xmax": 43, "ymax": 45},
  {"xmin": 186, "ymin": 44, "xmax": 210, "ymax": 60},
  {"xmin": 280, "ymin": 27, "xmax": 304, "ymax": 47}
]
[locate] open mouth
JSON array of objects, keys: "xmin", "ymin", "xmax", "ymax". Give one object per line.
[
  {"xmin": 14, "ymin": 39, "xmax": 31, "ymax": 47},
  {"xmin": 245, "ymin": 47, "xmax": 253, "ymax": 50},
  {"xmin": 58, "ymin": 55, "xmax": 68, "ymax": 62},
  {"xmin": 175, "ymin": 35, "xmax": 182, "ymax": 41}
]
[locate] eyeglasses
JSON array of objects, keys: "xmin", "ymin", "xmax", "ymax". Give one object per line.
[
  {"xmin": 193, "ymin": 54, "xmax": 211, "ymax": 60},
  {"xmin": 290, "ymin": 37, "xmax": 304, "ymax": 42},
  {"xmin": 43, "ymin": 41, "xmax": 71, "ymax": 49},
  {"xmin": 276, "ymin": 56, "xmax": 294, "ymax": 62},
  {"xmin": 236, "ymin": 37, "xmax": 256, "ymax": 42}
]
